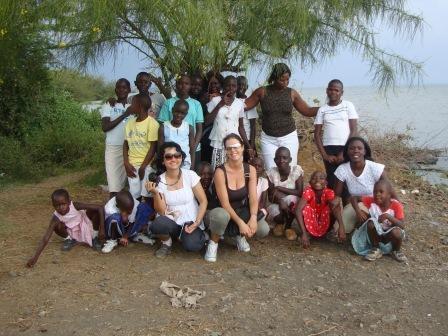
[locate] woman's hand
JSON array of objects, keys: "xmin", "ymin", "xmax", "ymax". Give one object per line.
[
  {"xmin": 239, "ymin": 224, "xmax": 253, "ymax": 238},
  {"xmin": 247, "ymin": 216, "xmax": 258, "ymax": 236},
  {"xmin": 145, "ymin": 181, "xmax": 158, "ymax": 194},
  {"xmin": 184, "ymin": 222, "xmax": 199, "ymax": 234}
]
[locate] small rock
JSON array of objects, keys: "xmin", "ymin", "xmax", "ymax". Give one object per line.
[
  {"xmin": 359, "ymin": 323, "xmax": 363, "ymax": 328},
  {"xmin": 381, "ymin": 314, "xmax": 397, "ymax": 324},
  {"xmin": 256, "ymin": 284, "xmax": 262, "ymax": 289},
  {"xmin": 369, "ymin": 324, "xmax": 378, "ymax": 331},
  {"xmin": 315, "ymin": 286, "xmax": 325, "ymax": 293},
  {"xmin": 411, "ymin": 189, "xmax": 419, "ymax": 194},
  {"xmin": 38, "ymin": 311, "xmax": 47, "ymax": 318},
  {"xmin": 304, "ymin": 260, "xmax": 312, "ymax": 265},
  {"xmin": 441, "ymin": 238, "xmax": 448, "ymax": 246},
  {"xmin": 400, "ymin": 189, "xmax": 406, "ymax": 195},
  {"xmin": 8, "ymin": 271, "xmax": 17, "ymax": 278}
]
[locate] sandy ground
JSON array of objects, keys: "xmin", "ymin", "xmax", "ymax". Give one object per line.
[{"xmin": 1, "ymin": 147, "xmax": 448, "ymax": 336}]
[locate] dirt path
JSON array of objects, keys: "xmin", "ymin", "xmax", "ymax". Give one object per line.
[{"xmin": 1, "ymin": 153, "xmax": 448, "ymax": 336}]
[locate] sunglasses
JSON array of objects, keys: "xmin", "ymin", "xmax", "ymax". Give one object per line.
[
  {"xmin": 225, "ymin": 143, "xmax": 242, "ymax": 151},
  {"xmin": 164, "ymin": 152, "xmax": 182, "ymax": 160}
]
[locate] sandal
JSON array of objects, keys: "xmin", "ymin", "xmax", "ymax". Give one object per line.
[
  {"xmin": 364, "ymin": 248, "xmax": 383, "ymax": 261},
  {"xmin": 391, "ymin": 250, "xmax": 408, "ymax": 263}
]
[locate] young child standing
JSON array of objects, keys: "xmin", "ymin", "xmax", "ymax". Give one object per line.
[
  {"xmin": 129, "ymin": 72, "xmax": 166, "ymax": 118},
  {"xmin": 250, "ymin": 156, "xmax": 269, "ymax": 217},
  {"xmin": 158, "ymin": 74, "xmax": 204, "ymax": 169},
  {"xmin": 158, "ymin": 100, "xmax": 195, "ymax": 169},
  {"xmin": 314, "ymin": 79, "xmax": 358, "ymax": 190},
  {"xmin": 295, "ymin": 171, "xmax": 345, "ymax": 249},
  {"xmin": 237, "ymin": 76, "xmax": 257, "ymax": 160},
  {"xmin": 26, "ymin": 189, "xmax": 104, "ymax": 267},
  {"xmin": 102, "ymin": 190, "xmax": 155, "ymax": 253},
  {"xmin": 267, "ymin": 147, "xmax": 304, "ymax": 241},
  {"xmin": 206, "ymin": 75, "xmax": 246, "ymax": 169},
  {"xmin": 124, "ymin": 93, "xmax": 159, "ymax": 200},
  {"xmin": 351, "ymin": 180, "xmax": 407, "ymax": 262},
  {"xmin": 101, "ymin": 78, "xmax": 132, "ymax": 198}
]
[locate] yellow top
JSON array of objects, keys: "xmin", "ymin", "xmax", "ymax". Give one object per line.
[{"xmin": 125, "ymin": 115, "xmax": 159, "ymax": 166}]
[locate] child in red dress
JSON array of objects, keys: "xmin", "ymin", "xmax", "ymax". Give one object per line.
[{"xmin": 295, "ymin": 171, "xmax": 344, "ymax": 248}]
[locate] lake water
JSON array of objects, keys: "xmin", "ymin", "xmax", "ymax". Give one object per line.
[{"xmin": 300, "ymin": 84, "xmax": 448, "ymax": 149}]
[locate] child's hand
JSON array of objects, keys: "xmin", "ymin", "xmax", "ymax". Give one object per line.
[
  {"xmin": 184, "ymin": 222, "xmax": 198, "ymax": 234},
  {"xmin": 222, "ymin": 91, "xmax": 233, "ymax": 106},
  {"xmin": 138, "ymin": 166, "xmax": 147, "ymax": 180},
  {"xmin": 355, "ymin": 209, "xmax": 369, "ymax": 223},
  {"xmin": 279, "ymin": 198, "xmax": 289, "ymax": 212},
  {"xmin": 107, "ymin": 97, "xmax": 117, "ymax": 107},
  {"xmin": 26, "ymin": 257, "xmax": 37, "ymax": 268},
  {"xmin": 119, "ymin": 237, "xmax": 128, "ymax": 246},
  {"xmin": 337, "ymin": 227, "xmax": 346, "ymax": 243},
  {"xmin": 148, "ymin": 109, "xmax": 156, "ymax": 118},
  {"xmin": 125, "ymin": 162, "xmax": 137, "ymax": 178},
  {"xmin": 301, "ymin": 233, "xmax": 310, "ymax": 249}
]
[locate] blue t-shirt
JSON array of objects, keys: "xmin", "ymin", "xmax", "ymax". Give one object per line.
[{"xmin": 158, "ymin": 96, "xmax": 204, "ymax": 151}]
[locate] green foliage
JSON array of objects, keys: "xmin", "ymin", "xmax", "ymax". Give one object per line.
[
  {"xmin": 44, "ymin": 0, "xmax": 424, "ymax": 91},
  {"xmin": 0, "ymin": 89, "xmax": 105, "ymax": 185},
  {"xmin": 50, "ymin": 69, "xmax": 115, "ymax": 102}
]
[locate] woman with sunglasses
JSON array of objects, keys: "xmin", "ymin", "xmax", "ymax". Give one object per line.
[
  {"xmin": 145, "ymin": 142, "xmax": 208, "ymax": 257},
  {"xmin": 204, "ymin": 134, "xmax": 270, "ymax": 262}
]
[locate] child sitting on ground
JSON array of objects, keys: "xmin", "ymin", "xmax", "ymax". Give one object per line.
[
  {"xmin": 102, "ymin": 190, "xmax": 155, "ymax": 253},
  {"xmin": 196, "ymin": 161, "xmax": 216, "ymax": 209},
  {"xmin": 250, "ymin": 156, "xmax": 269, "ymax": 217},
  {"xmin": 26, "ymin": 189, "xmax": 104, "ymax": 267},
  {"xmin": 158, "ymin": 99, "xmax": 195, "ymax": 169},
  {"xmin": 267, "ymin": 147, "xmax": 304, "ymax": 241},
  {"xmin": 124, "ymin": 93, "xmax": 159, "ymax": 201},
  {"xmin": 351, "ymin": 179, "xmax": 407, "ymax": 262},
  {"xmin": 295, "ymin": 171, "xmax": 345, "ymax": 249}
]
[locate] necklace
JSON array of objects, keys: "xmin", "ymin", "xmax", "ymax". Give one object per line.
[{"xmin": 160, "ymin": 170, "xmax": 182, "ymax": 186}]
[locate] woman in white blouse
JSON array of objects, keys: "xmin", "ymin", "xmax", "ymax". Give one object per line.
[
  {"xmin": 334, "ymin": 137, "xmax": 397, "ymax": 234},
  {"xmin": 145, "ymin": 142, "xmax": 208, "ymax": 257}
]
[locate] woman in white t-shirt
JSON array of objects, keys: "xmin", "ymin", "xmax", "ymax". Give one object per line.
[
  {"xmin": 314, "ymin": 79, "xmax": 358, "ymax": 191},
  {"xmin": 205, "ymin": 75, "xmax": 246, "ymax": 169},
  {"xmin": 145, "ymin": 142, "xmax": 208, "ymax": 257},
  {"xmin": 334, "ymin": 137, "xmax": 397, "ymax": 234}
]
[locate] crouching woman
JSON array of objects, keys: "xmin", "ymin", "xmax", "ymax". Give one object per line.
[
  {"xmin": 204, "ymin": 133, "xmax": 270, "ymax": 262},
  {"xmin": 145, "ymin": 142, "xmax": 208, "ymax": 258}
]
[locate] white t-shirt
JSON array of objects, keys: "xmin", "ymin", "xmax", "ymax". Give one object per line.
[
  {"xmin": 266, "ymin": 165, "xmax": 304, "ymax": 189},
  {"xmin": 104, "ymin": 196, "xmax": 139, "ymax": 222},
  {"xmin": 100, "ymin": 103, "xmax": 132, "ymax": 145},
  {"xmin": 314, "ymin": 100, "xmax": 358, "ymax": 146},
  {"xmin": 238, "ymin": 98, "xmax": 258, "ymax": 138},
  {"xmin": 156, "ymin": 169, "xmax": 204, "ymax": 229},
  {"xmin": 207, "ymin": 96, "xmax": 244, "ymax": 149},
  {"xmin": 257, "ymin": 177, "xmax": 269, "ymax": 203},
  {"xmin": 128, "ymin": 92, "xmax": 166, "ymax": 118},
  {"xmin": 334, "ymin": 160, "xmax": 385, "ymax": 197}
]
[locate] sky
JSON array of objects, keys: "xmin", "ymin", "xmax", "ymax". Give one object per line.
[{"xmin": 88, "ymin": 0, "xmax": 447, "ymax": 89}]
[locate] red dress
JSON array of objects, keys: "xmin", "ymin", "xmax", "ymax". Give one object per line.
[{"xmin": 301, "ymin": 186, "xmax": 335, "ymax": 237}]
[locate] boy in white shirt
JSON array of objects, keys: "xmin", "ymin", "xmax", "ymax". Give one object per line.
[{"xmin": 314, "ymin": 79, "xmax": 358, "ymax": 190}]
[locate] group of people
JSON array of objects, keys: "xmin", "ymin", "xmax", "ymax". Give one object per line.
[{"xmin": 26, "ymin": 63, "xmax": 408, "ymax": 267}]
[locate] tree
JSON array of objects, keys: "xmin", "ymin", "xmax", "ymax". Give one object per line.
[{"xmin": 32, "ymin": 1, "xmax": 426, "ymax": 91}]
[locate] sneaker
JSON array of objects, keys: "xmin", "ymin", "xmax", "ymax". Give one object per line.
[
  {"xmin": 155, "ymin": 244, "xmax": 171, "ymax": 258},
  {"xmin": 364, "ymin": 247, "xmax": 383, "ymax": 261},
  {"xmin": 61, "ymin": 238, "xmax": 77, "ymax": 251},
  {"xmin": 204, "ymin": 240, "xmax": 218, "ymax": 262},
  {"xmin": 131, "ymin": 233, "xmax": 155, "ymax": 245},
  {"xmin": 285, "ymin": 228, "xmax": 298, "ymax": 241},
  {"xmin": 391, "ymin": 250, "xmax": 408, "ymax": 263},
  {"xmin": 92, "ymin": 237, "xmax": 103, "ymax": 251},
  {"xmin": 273, "ymin": 224, "xmax": 285, "ymax": 237},
  {"xmin": 236, "ymin": 235, "xmax": 250, "ymax": 252},
  {"xmin": 101, "ymin": 240, "xmax": 118, "ymax": 253}
]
